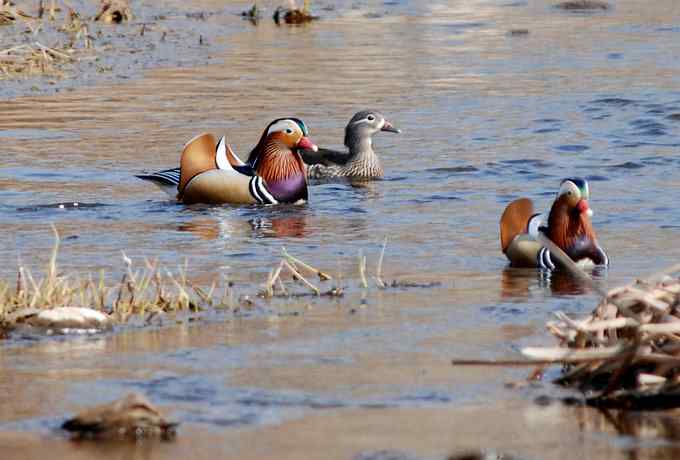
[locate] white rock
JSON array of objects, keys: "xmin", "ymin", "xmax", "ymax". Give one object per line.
[{"xmin": 33, "ymin": 307, "xmax": 113, "ymax": 331}]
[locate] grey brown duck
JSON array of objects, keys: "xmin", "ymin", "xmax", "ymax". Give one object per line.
[{"xmin": 302, "ymin": 110, "xmax": 400, "ymax": 180}]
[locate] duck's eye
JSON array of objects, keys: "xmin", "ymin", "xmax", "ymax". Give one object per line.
[
  {"xmin": 567, "ymin": 191, "xmax": 572, "ymax": 195},
  {"xmin": 367, "ymin": 115, "xmax": 375, "ymax": 121},
  {"xmin": 285, "ymin": 128, "xmax": 293, "ymax": 134}
]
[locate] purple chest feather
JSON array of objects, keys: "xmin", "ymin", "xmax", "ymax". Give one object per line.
[{"xmin": 265, "ymin": 173, "xmax": 308, "ymax": 203}]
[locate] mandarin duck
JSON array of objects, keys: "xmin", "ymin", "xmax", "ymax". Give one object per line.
[
  {"xmin": 137, "ymin": 118, "xmax": 317, "ymax": 205},
  {"xmin": 301, "ymin": 110, "xmax": 400, "ymax": 180},
  {"xmin": 500, "ymin": 178, "xmax": 609, "ymax": 270}
]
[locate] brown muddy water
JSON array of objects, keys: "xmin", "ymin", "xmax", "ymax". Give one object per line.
[{"xmin": 3, "ymin": 0, "xmax": 680, "ymax": 458}]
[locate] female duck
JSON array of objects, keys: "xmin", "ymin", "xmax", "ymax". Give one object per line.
[
  {"xmin": 500, "ymin": 178, "xmax": 609, "ymax": 270},
  {"xmin": 138, "ymin": 118, "xmax": 317, "ymax": 205},
  {"xmin": 301, "ymin": 110, "xmax": 400, "ymax": 180}
]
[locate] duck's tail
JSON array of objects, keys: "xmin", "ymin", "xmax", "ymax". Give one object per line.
[
  {"xmin": 500, "ymin": 198, "xmax": 535, "ymax": 253},
  {"xmin": 135, "ymin": 167, "xmax": 180, "ymax": 196}
]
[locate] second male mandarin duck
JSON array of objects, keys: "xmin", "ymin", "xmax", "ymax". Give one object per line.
[
  {"xmin": 301, "ymin": 110, "xmax": 400, "ymax": 180},
  {"xmin": 500, "ymin": 178, "xmax": 609, "ymax": 270},
  {"xmin": 137, "ymin": 118, "xmax": 317, "ymax": 205}
]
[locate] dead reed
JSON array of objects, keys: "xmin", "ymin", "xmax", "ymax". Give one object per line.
[
  {"xmin": 258, "ymin": 238, "xmax": 418, "ymax": 299},
  {"xmin": 0, "ymin": 1, "xmax": 103, "ymax": 80},
  {"xmin": 453, "ymin": 250, "xmax": 680, "ymax": 409},
  {"xmin": 0, "ymin": 226, "xmax": 235, "ymax": 332},
  {"xmin": 537, "ymin": 265, "xmax": 680, "ymax": 409}
]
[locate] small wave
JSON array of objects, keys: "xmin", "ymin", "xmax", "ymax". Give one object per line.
[
  {"xmin": 500, "ymin": 159, "xmax": 553, "ymax": 167},
  {"xmin": 16, "ymin": 202, "xmax": 109, "ymax": 212},
  {"xmin": 426, "ymin": 165, "xmax": 479, "ymax": 174},
  {"xmin": 555, "ymin": 144, "xmax": 589, "ymax": 152},
  {"xmin": 585, "ymin": 175, "xmax": 608, "ymax": 182},
  {"xmin": 591, "ymin": 97, "xmax": 636, "ymax": 107},
  {"xmin": 608, "ymin": 161, "xmax": 644, "ymax": 170}
]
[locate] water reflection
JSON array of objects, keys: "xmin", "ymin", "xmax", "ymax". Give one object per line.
[
  {"xmin": 177, "ymin": 213, "xmax": 309, "ymax": 240},
  {"xmin": 590, "ymin": 408, "xmax": 680, "ymax": 460},
  {"xmin": 500, "ymin": 266, "xmax": 592, "ymax": 298}
]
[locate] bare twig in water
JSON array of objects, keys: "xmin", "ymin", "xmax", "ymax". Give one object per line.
[
  {"xmin": 283, "ymin": 260, "xmax": 320, "ymax": 296},
  {"xmin": 373, "ymin": 237, "xmax": 387, "ymax": 288},
  {"xmin": 282, "ymin": 247, "xmax": 331, "ymax": 281},
  {"xmin": 358, "ymin": 250, "xmax": 368, "ymax": 289}
]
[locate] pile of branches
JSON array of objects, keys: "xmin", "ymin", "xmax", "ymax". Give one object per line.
[
  {"xmin": 526, "ymin": 266, "xmax": 680, "ymax": 409},
  {"xmin": 453, "ymin": 246, "xmax": 680, "ymax": 410}
]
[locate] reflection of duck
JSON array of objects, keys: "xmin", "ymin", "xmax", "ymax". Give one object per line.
[
  {"xmin": 500, "ymin": 266, "xmax": 590, "ymax": 298},
  {"xmin": 137, "ymin": 118, "xmax": 317, "ymax": 205},
  {"xmin": 251, "ymin": 214, "xmax": 308, "ymax": 238},
  {"xmin": 177, "ymin": 213, "xmax": 308, "ymax": 240},
  {"xmin": 500, "ymin": 178, "xmax": 608, "ymax": 270},
  {"xmin": 302, "ymin": 110, "xmax": 400, "ymax": 180}
]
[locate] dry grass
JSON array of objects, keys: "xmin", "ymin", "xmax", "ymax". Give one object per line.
[
  {"xmin": 258, "ymin": 238, "xmax": 419, "ymax": 299},
  {"xmin": 0, "ymin": 226, "xmax": 234, "ymax": 330},
  {"xmin": 0, "ymin": 229, "xmax": 438, "ymax": 337},
  {"xmin": 0, "ymin": 1, "xmax": 99, "ymax": 80}
]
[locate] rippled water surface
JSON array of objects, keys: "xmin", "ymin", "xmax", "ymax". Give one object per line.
[{"xmin": 2, "ymin": 0, "xmax": 680, "ymax": 458}]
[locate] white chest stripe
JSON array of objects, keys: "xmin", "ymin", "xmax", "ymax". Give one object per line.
[{"xmin": 248, "ymin": 177, "xmax": 278, "ymax": 205}]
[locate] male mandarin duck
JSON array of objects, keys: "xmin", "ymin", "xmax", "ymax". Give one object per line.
[
  {"xmin": 137, "ymin": 118, "xmax": 317, "ymax": 205},
  {"xmin": 301, "ymin": 110, "xmax": 400, "ymax": 180},
  {"xmin": 500, "ymin": 178, "xmax": 609, "ymax": 270}
]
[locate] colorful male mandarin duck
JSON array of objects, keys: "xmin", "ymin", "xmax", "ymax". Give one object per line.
[
  {"xmin": 137, "ymin": 118, "xmax": 317, "ymax": 205},
  {"xmin": 301, "ymin": 110, "xmax": 400, "ymax": 180},
  {"xmin": 500, "ymin": 178, "xmax": 609, "ymax": 270}
]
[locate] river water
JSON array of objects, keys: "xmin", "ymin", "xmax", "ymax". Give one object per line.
[{"xmin": 2, "ymin": 0, "xmax": 680, "ymax": 458}]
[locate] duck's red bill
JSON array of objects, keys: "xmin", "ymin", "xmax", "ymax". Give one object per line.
[
  {"xmin": 577, "ymin": 199, "xmax": 590, "ymax": 214},
  {"xmin": 297, "ymin": 136, "xmax": 318, "ymax": 152}
]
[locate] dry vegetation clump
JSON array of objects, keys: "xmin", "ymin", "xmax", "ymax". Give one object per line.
[
  {"xmin": 0, "ymin": 0, "xmax": 135, "ymax": 80},
  {"xmin": 273, "ymin": 0, "xmax": 318, "ymax": 25},
  {"xmin": 454, "ymin": 260, "xmax": 680, "ymax": 410},
  {"xmin": 0, "ymin": 228, "xmax": 436, "ymax": 338},
  {"xmin": 258, "ymin": 239, "xmax": 437, "ymax": 299},
  {"xmin": 530, "ymin": 265, "xmax": 680, "ymax": 409},
  {"xmin": 0, "ymin": 1, "xmax": 97, "ymax": 79},
  {"xmin": 0, "ymin": 41, "xmax": 87, "ymax": 79},
  {"xmin": 0, "ymin": 226, "xmax": 235, "ymax": 335},
  {"xmin": 94, "ymin": 0, "xmax": 130, "ymax": 24}
]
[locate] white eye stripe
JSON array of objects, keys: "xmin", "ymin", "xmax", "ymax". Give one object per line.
[
  {"xmin": 558, "ymin": 181, "xmax": 581, "ymax": 200},
  {"xmin": 267, "ymin": 120, "xmax": 300, "ymax": 136},
  {"xmin": 349, "ymin": 116, "xmax": 380, "ymax": 126}
]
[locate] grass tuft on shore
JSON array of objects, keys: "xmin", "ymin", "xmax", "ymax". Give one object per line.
[{"xmin": 0, "ymin": 226, "xmax": 233, "ymax": 331}]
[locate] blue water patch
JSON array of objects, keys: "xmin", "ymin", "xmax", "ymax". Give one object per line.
[
  {"xmin": 585, "ymin": 175, "xmax": 609, "ymax": 182},
  {"xmin": 0, "ymin": 129, "xmax": 79, "ymax": 140}
]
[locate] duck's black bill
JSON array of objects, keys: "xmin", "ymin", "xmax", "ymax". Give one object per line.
[{"xmin": 381, "ymin": 121, "xmax": 401, "ymax": 133}]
